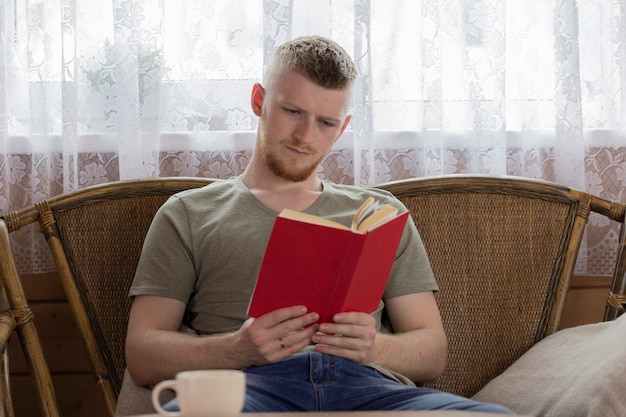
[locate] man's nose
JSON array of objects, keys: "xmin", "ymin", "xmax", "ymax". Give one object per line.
[{"xmin": 294, "ymin": 118, "xmax": 315, "ymax": 143}]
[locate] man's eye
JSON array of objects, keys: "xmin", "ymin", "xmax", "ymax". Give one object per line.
[
  {"xmin": 320, "ymin": 120, "xmax": 335, "ymax": 127},
  {"xmin": 285, "ymin": 108, "xmax": 299, "ymax": 115}
]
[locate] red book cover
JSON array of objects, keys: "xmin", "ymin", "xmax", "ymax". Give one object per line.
[{"xmin": 248, "ymin": 209, "xmax": 409, "ymax": 323}]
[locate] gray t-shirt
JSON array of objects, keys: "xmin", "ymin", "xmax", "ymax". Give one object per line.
[{"xmin": 130, "ymin": 175, "xmax": 437, "ymax": 337}]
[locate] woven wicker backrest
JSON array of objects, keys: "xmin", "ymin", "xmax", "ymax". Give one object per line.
[
  {"xmin": 376, "ymin": 175, "xmax": 591, "ymax": 398},
  {"xmin": 3, "ymin": 177, "xmax": 212, "ymax": 416},
  {"xmin": 53, "ymin": 195, "xmax": 177, "ymax": 393}
]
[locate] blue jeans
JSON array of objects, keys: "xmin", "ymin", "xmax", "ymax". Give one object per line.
[{"xmin": 165, "ymin": 352, "xmax": 514, "ymax": 414}]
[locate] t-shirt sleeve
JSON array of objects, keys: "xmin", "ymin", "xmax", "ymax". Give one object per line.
[
  {"xmin": 382, "ymin": 198, "xmax": 439, "ymax": 299},
  {"xmin": 129, "ymin": 195, "xmax": 197, "ymax": 303}
]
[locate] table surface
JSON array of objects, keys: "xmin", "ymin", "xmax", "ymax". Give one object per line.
[{"xmin": 133, "ymin": 412, "xmax": 526, "ymax": 417}]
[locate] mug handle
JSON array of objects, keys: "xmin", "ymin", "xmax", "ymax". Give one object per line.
[{"xmin": 151, "ymin": 379, "xmax": 180, "ymax": 416}]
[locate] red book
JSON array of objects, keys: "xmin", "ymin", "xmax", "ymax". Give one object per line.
[{"xmin": 248, "ymin": 198, "xmax": 410, "ymax": 324}]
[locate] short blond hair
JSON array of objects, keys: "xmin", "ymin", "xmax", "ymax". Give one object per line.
[{"xmin": 264, "ymin": 35, "xmax": 358, "ymax": 91}]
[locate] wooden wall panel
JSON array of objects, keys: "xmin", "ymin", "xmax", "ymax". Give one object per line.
[
  {"xmin": 8, "ymin": 273, "xmax": 105, "ymax": 417},
  {"xmin": 6, "ymin": 272, "xmax": 612, "ymax": 417},
  {"xmin": 559, "ymin": 275, "xmax": 612, "ymax": 329},
  {"xmin": 10, "ymin": 374, "xmax": 108, "ymax": 417},
  {"xmin": 8, "ymin": 302, "xmax": 91, "ymax": 373}
]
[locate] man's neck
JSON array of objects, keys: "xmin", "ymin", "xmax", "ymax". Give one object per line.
[{"xmin": 240, "ymin": 167, "xmax": 323, "ymax": 213}]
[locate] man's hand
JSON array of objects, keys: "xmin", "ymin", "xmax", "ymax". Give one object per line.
[
  {"xmin": 308, "ymin": 293, "xmax": 448, "ymax": 384},
  {"xmin": 233, "ymin": 306, "xmax": 320, "ymax": 366},
  {"xmin": 311, "ymin": 312, "xmax": 377, "ymax": 363}
]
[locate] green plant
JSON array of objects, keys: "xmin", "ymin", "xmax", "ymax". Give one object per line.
[{"xmin": 80, "ymin": 39, "xmax": 164, "ymax": 105}]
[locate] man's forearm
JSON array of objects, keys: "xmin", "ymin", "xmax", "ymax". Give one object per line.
[
  {"xmin": 126, "ymin": 329, "xmax": 244, "ymax": 387},
  {"xmin": 371, "ymin": 328, "xmax": 448, "ymax": 382}
]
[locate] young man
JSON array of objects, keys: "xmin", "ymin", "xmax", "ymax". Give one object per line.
[{"xmin": 123, "ymin": 35, "xmax": 513, "ymax": 414}]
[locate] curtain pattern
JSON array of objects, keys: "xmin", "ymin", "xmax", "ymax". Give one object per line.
[{"xmin": 1, "ymin": 0, "xmax": 625, "ymax": 275}]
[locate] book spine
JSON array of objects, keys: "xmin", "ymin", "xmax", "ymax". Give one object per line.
[{"xmin": 338, "ymin": 211, "xmax": 410, "ymax": 315}]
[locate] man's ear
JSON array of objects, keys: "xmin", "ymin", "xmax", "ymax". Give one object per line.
[
  {"xmin": 337, "ymin": 114, "xmax": 352, "ymax": 138},
  {"xmin": 251, "ymin": 83, "xmax": 265, "ymax": 116},
  {"xmin": 331, "ymin": 114, "xmax": 351, "ymax": 147}
]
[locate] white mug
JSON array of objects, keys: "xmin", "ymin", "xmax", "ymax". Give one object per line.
[{"xmin": 152, "ymin": 369, "xmax": 246, "ymax": 417}]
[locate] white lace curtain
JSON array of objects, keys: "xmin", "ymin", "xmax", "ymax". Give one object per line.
[{"xmin": 1, "ymin": 0, "xmax": 625, "ymax": 275}]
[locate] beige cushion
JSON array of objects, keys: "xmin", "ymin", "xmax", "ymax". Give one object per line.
[
  {"xmin": 472, "ymin": 314, "xmax": 626, "ymax": 417},
  {"xmin": 114, "ymin": 368, "xmax": 159, "ymax": 416}
]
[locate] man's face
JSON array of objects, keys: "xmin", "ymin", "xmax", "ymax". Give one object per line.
[{"xmin": 253, "ymin": 70, "xmax": 352, "ymax": 182}]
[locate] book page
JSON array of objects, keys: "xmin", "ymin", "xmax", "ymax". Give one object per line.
[
  {"xmin": 278, "ymin": 209, "xmax": 351, "ymax": 230},
  {"xmin": 356, "ymin": 204, "xmax": 399, "ymax": 233},
  {"xmin": 279, "ymin": 198, "xmax": 399, "ymax": 234},
  {"xmin": 351, "ymin": 197, "xmax": 375, "ymax": 231}
]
